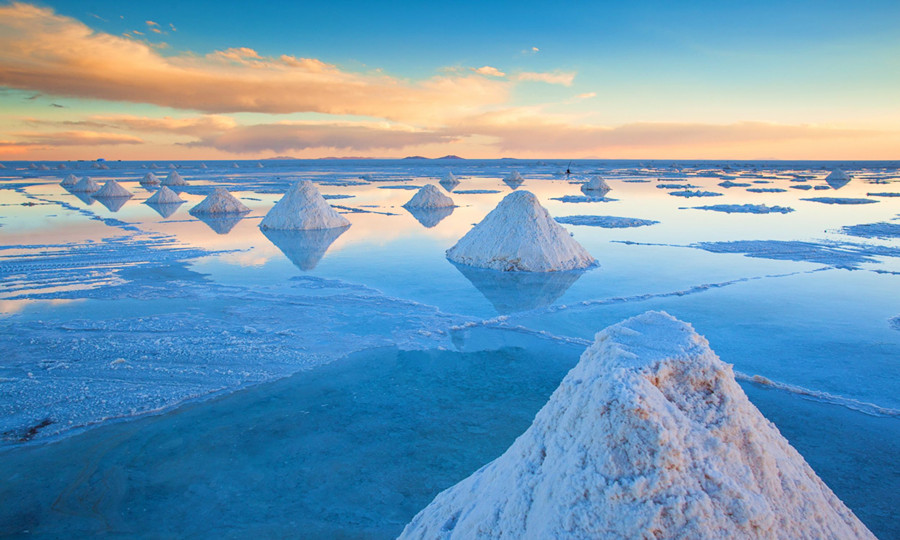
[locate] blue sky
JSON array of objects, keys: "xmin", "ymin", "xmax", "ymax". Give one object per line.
[{"xmin": 1, "ymin": 0, "xmax": 898, "ymax": 158}]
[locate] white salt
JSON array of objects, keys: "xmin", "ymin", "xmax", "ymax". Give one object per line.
[
  {"xmin": 401, "ymin": 311, "xmax": 875, "ymax": 540},
  {"xmin": 446, "ymin": 190, "xmax": 595, "ymax": 272},
  {"xmin": 190, "ymin": 188, "xmax": 250, "ymax": 215},
  {"xmin": 581, "ymin": 175, "xmax": 611, "ymax": 194},
  {"xmin": 259, "ymin": 180, "xmax": 351, "ymax": 230},
  {"xmin": 93, "ymin": 180, "xmax": 132, "ymax": 198},
  {"xmin": 60, "ymin": 174, "xmax": 78, "ymax": 187},
  {"xmin": 146, "ymin": 186, "xmax": 184, "ymax": 205},
  {"xmin": 504, "ymin": 171, "xmax": 524, "ymax": 184},
  {"xmin": 162, "ymin": 171, "xmax": 188, "ymax": 186},
  {"xmin": 404, "ymin": 184, "xmax": 455, "ymax": 209},
  {"xmin": 141, "ymin": 173, "xmax": 160, "ymax": 186},
  {"xmin": 70, "ymin": 176, "xmax": 100, "ymax": 193}
]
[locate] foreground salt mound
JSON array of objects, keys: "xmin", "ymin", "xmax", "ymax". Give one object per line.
[
  {"xmin": 146, "ymin": 186, "xmax": 184, "ymax": 205},
  {"xmin": 401, "ymin": 311, "xmax": 875, "ymax": 540},
  {"xmin": 70, "ymin": 176, "xmax": 100, "ymax": 193},
  {"xmin": 93, "ymin": 180, "xmax": 132, "ymax": 198},
  {"xmin": 259, "ymin": 180, "xmax": 350, "ymax": 230},
  {"xmin": 446, "ymin": 190, "xmax": 595, "ymax": 272},
  {"xmin": 581, "ymin": 175, "xmax": 611, "ymax": 194},
  {"xmin": 190, "ymin": 188, "xmax": 250, "ymax": 215},
  {"xmin": 60, "ymin": 173, "xmax": 78, "ymax": 187},
  {"xmin": 404, "ymin": 184, "xmax": 455, "ymax": 209},
  {"xmin": 141, "ymin": 172, "xmax": 160, "ymax": 186},
  {"xmin": 162, "ymin": 171, "xmax": 188, "ymax": 187}
]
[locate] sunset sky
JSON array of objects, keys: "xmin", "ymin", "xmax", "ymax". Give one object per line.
[{"xmin": 1, "ymin": 0, "xmax": 898, "ymax": 160}]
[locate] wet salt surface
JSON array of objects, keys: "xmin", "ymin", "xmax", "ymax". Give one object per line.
[{"xmin": 1, "ymin": 159, "xmax": 899, "ymax": 538}]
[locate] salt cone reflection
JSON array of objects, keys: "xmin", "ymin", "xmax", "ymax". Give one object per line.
[
  {"xmin": 68, "ymin": 189, "xmax": 96, "ymax": 206},
  {"xmin": 405, "ymin": 206, "xmax": 454, "ymax": 228},
  {"xmin": 147, "ymin": 202, "xmax": 184, "ymax": 218},
  {"xmin": 195, "ymin": 213, "xmax": 245, "ymax": 235},
  {"xmin": 450, "ymin": 262, "xmax": 585, "ymax": 314},
  {"xmin": 261, "ymin": 226, "xmax": 349, "ymax": 271},
  {"xmin": 93, "ymin": 195, "xmax": 130, "ymax": 212}
]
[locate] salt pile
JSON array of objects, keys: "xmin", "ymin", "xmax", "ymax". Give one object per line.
[
  {"xmin": 70, "ymin": 176, "xmax": 100, "ymax": 193},
  {"xmin": 146, "ymin": 186, "xmax": 185, "ymax": 205},
  {"xmin": 28, "ymin": 163, "xmax": 37, "ymax": 169},
  {"xmin": 232, "ymin": 162, "xmax": 240, "ymax": 168},
  {"xmin": 581, "ymin": 175, "xmax": 611, "ymax": 195},
  {"xmin": 440, "ymin": 172, "xmax": 460, "ymax": 191},
  {"xmin": 189, "ymin": 188, "xmax": 250, "ymax": 215},
  {"xmin": 401, "ymin": 311, "xmax": 875, "ymax": 540},
  {"xmin": 149, "ymin": 163, "xmax": 159, "ymax": 169},
  {"xmin": 93, "ymin": 180, "xmax": 132, "ymax": 198},
  {"xmin": 0, "ymin": 163, "xmax": 6, "ymax": 169},
  {"xmin": 256, "ymin": 162, "xmax": 264, "ymax": 168},
  {"xmin": 38, "ymin": 164, "xmax": 50, "ymax": 170},
  {"xmin": 57, "ymin": 163, "xmax": 67, "ymax": 169},
  {"xmin": 446, "ymin": 190, "xmax": 595, "ymax": 272},
  {"xmin": 404, "ymin": 184, "xmax": 455, "ymax": 209},
  {"xmin": 60, "ymin": 173, "xmax": 78, "ymax": 187},
  {"xmin": 504, "ymin": 171, "xmax": 524, "ymax": 184},
  {"xmin": 199, "ymin": 163, "xmax": 208, "ymax": 169},
  {"xmin": 825, "ymin": 169, "xmax": 851, "ymax": 190},
  {"xmin": 162, "ymin": 171, "xmax": 188, "ymax": 187},
  {"xmin": 259, "ymin": 180, "xmax": 351, "ymax": 230},
  {"xmin": 141, "ymin": 172, "xmax": 160, "ymax": 186}
]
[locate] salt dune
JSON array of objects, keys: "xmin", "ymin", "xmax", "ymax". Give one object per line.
[
  {"xmin": 446, "ymin": 190, "xmax": 595, "ymax": 272},
  {"xmin": 260, "ymin": 180, "xmax": 351, "ymax": 230},
  {"xmin": 401, "ymin": 311, "xmax": 875, "ymax": 540}
]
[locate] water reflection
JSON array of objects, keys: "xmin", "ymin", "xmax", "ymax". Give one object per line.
[
  {"xmin": 405, "ymin": 206, "xmax": 454, "ymax": 228},
  {"xmin": 196, "ymin": 213, "xmax": 246, "ymax": 235},
  {"xmin": 93, "ymin": 195, "xmax": 131, "ymax": 212},
  {"xmin": 147, "ymin": 202, "xmax": 184, "ymax": 218},
  {"xmin": 68, "ymin": 190, "xmax": 96, "ymax": 206},
  {"xmin": 450, "ymin": 262, "xmax": 586, "ymax": 314},
  {"xmin": 825, "ymin": 176, "xmax": 851, "ymax": 190},
  {"xmin": 261, "ymin": 226, "xmax": 349, "ymax": 271}
]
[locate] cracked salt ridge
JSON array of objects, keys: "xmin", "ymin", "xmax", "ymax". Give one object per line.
[
  {"xmin": 687, "ymin": 204, "xmax": 794, "ymax": 214},
  {"xmin": 0, "ymin": 275, "xmax": 474, "ymax": 444},
  {"xmin": 554, "ymin": 215, "xmax": 659, "ymax": 228},
  {"xmin": 402, "ymin": 312, "xmax": 876, "ymax": 539}
]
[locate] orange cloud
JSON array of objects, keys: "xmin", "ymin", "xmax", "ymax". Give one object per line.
[
  {"xmin": 13, "ymin": 131, "xmax": 144, "ymax": 146},
  {"xmin": 188, "ymin": 122, "xmax": 455, "ymax": 153},
  {"xmin": 474, "ymin": 66, "xmax": 506, "ymax": 77},
  {"xmin": 0, "ymin": 3, "xmax": 509, "ymax": 124},
  {"xmin": 23, "ymin": 114, "xmax": 237, "ymax": 137},
  {"xmin": 514, "ymin": 71, "xmax": 575, "ymax": 86}
]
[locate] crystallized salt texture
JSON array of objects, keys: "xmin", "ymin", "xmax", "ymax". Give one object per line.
[
  {"xmin": 93, "ymin": 179, "xmax": 132, "ymax": 198},
  {"xmin": 60, "ymin": 173, "xmax": 78, "ymax": 187},
  {"xmin": 404, "ymin": 184, "xmax": 455, "ymax": 209},
  {"xmin": 581, "ymin": 175, "xmax": 611, "ymax": 194},
  {"xmin": 259, "ymin": 180, "xmax": 351, "ymax": 230},
  {"xmin": 141, "ymin": 172, "xmax": 160, "ymax": 186},
  {"xmin": 446, "ymin": 190, "xmax": 595, "ymax": 272},
  {"xmin": 504, "ymin": 171, "xmax": 524, "ymax": 184},
  {"xmin": 146, "ymin": 186, "xmax": 185, "ymax": 205},
  {"xmin": 190, "ymin": 188, "xmax": 250, "ymax": 215},
  {"xmin": 162, "ymin": 171, "xmax": 188, "ymax": 186},
  {"xmin": 70, "ymin": 176, "xmax": 100, "ymax": 193},
  {"xmin": 400, "ymin": 311, "xmax": 875, "ymax": 540}
]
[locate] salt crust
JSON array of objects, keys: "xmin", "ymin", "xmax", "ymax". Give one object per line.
[
  {"xmin": 93, "ymin": 180, "xmax": 132, "ymax": 198},
  {"xmin": 259, "ymin": 180, "xmax": 351, "ymax": 230},
  {"xmin": 401, "ymin": 311, "xmax": 875, "ymax": 540},
  {"xmin": 581, "ymin": 176, "xmax": 611, "ymax": 194},
  {"xmin": 146, "ymin": 186, "xmax": 184, "ymax": 205},
  {"xmin": 404, "ymin": 184, "xmax": 455, "ymax": 208},
  {"xmin": 190, "ymin": 188, "xmax": 250, "ymax": 215},
  {"xmin": 446, "ymin": 190, "xmax": 595, "ymax": 272}
]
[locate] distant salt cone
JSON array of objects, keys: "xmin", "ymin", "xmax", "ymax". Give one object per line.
[
  {"xmin": 162, "ymin": 171, "xmax": 188, "ymax": 187},
  {"xmin": 57, "ymin": 163, "xmax": 67, "ymax": 169},
  {"xmin": 146, "ymin": 186, "xmax": 185, "ymax": 205},
  {"xmin": 581, "ymin": 175, "xmax": 611, "ymax": 195},
  {"xmin": 825, "ymin": 169, "xmax": 851, "ymax": 190},
  {"xmin": 446, "ymin": 190, "xmax": 595, "ymax": 272},
  {"xmin": 401, "ymin": 311, "xmax": 876, "ymax": 540},
  {"xmin": 93, "ymin": 180, "xmax": 132, "ymax": 198},
  {"xmin": 503, "ymin": 171, "xmax": 524, "ymax": 187},
  {"xmin": 38, "ymin": 164, "xmax": 50, "ymax": 170},
  {"xmin": 257, "ymin": 162, "xmax": 264, "ymax": 168},
  {"xmin": 60, "ymin": 173, "xmax": 78, "ymax": 187},
  {"xmin": 190, "ymin": 188, "xmax": 250, "ymax": 215},
  {"xmin": 404, "ymin": 184, "xmax": 455, "ymax": 209},
  {"xmin": 28, "ymin": 163, "xmax": 37, "ymax": 169},
  {"xmin": 440, "ymin": 172, "xmax": 460, "ymax": 192},
  {"xmin": 168, "ymin": 163, "xmax": 177, "ymax": 169},
  {"xmin": 259, "ymin": 180, "xmax": 351, "ymax": 230},
  {"xmin": 232, "ymin": 162, "xmax": 240, "ymax": 168},
  {"xmin": 70, "ymin": 176, "xmax": 100, "ymax": 193},
  {"xmin": 199, "ymin": 163, "xmax": 208, "ymax": 169},
  {"xmin": 141, "ymin": 172, "xmax": 160, "ymax": 186},
  {"xmin": 149, "ymin": 163, "xmax": 159, "ymax": 169},
  {"xmin": 0, "ymin": 163, "xmax": 6, "ymax": 169}
]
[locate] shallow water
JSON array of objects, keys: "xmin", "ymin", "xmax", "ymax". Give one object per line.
[{"xmin": 1, "ymin": 159, "xmax": 898, "ymax": 537}]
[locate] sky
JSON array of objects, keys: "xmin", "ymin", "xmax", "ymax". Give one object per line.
[{"xmin": 0, "ymin": 0, "xmax": 898, "ymax": 160}]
